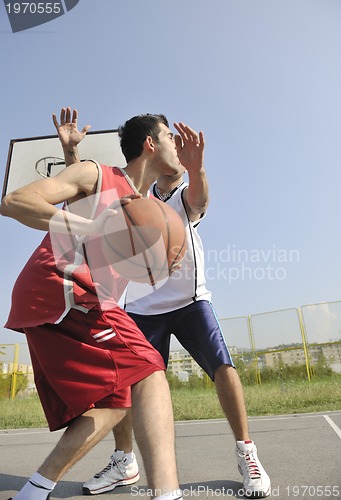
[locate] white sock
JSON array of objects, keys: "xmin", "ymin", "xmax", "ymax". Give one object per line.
[
  {"xmin": 154, "ymin": 490, "xmax": 183, "ymax": 500},
  {"xmin": 114, "ymin": 448, "xmax": 134, "ymax": 460},
  {"xmin": 13, "ymin": 472, "xmax": 56, "ymax": 500}
]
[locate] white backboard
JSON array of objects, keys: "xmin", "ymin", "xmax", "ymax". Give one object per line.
[{"xmin": 2, "ymin": 130, "xmax": 126, "ymax": 198}]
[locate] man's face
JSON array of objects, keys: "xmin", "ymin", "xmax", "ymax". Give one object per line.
[{"xmin": 153, "ymin": 123, "xmax": 182, "ymax": 175}]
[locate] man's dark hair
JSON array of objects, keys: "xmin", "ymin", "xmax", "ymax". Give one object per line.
[{"xmin": 118, "ymin": 114, "xmax": 169, "ymax": 163}]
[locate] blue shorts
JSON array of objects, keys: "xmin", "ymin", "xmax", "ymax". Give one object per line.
[{"xmin": 128, "ymin": 300, "xmax": 234, "ymax": 381}]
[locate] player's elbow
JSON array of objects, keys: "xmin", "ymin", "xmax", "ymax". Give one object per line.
[
  {"xmin": 190, "ymin": 198, "xmax": 209, "ymax": 215},
  {"xmin": 0, "ymin": 194, "xmax": 12, "ymax": 217},
  {"xmin": 0, "ymin": 191, "xmax": 20, "ymax": 218}
]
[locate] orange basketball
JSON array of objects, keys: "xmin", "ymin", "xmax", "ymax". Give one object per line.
[{"xmin": 102, "ymin": 197, "xmax": 187, "ymax": 285}]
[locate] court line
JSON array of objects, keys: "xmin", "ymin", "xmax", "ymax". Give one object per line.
[
  {"xmin": 1, "ymin": 412, "xmax": 340, "ymax": 436},
  {"xmin": 323, "ymin": 414, "xmax": 341, "ymax": 440},
  {"xmin": 0, "ymin": 429, "xmax": 63, "ymax": 437},
  {"xmin": 175, "ymin": 412, "xmax": 341, "ymax": 426}
]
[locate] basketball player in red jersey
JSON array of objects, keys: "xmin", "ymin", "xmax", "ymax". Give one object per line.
[
  {"xmin": 56, "ymin": 109, "xmax": 271, "ymax": 499},
  {"xmin": 1, "ymin": 111, "xmax": 203, "ymax": 500}
]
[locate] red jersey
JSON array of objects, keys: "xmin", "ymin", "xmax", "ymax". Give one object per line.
[{"xmin": 5, "ymin": 164, "xmax": 135, "ymax": 332}]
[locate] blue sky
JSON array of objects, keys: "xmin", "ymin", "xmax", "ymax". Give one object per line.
[{"xmin": 1, "ymin": 0, "xmax": 341, "ymax": 350}]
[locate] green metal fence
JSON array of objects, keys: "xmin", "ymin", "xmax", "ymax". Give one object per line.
[{"xmin": 1, "ymin": 301, "xmax": 341, "ymax": 397}]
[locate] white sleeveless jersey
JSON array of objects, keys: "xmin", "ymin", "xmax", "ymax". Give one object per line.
[{"xmin": 124, "ymin": 182, "xmax": 211, "ymax": 314}]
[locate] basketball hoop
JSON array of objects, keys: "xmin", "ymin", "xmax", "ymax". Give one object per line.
[{"xmin": 35, "ymin": 156, "xmax": 65, "ymax": 178}]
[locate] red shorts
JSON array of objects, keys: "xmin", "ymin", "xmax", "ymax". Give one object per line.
[{"xmin": 25, "ymin": 306, "xmax": 165, "ymax": 431}]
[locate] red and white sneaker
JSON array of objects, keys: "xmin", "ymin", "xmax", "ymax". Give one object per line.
[{"xmin": 236, "ymin": 441, "xmax": 271, "ymax": 498}]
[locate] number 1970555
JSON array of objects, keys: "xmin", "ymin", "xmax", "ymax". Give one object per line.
[{"xmin": 6, "ymin": 3, "xmax": 62, "ymax": 14}]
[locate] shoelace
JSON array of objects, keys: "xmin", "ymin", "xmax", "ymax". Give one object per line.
[
  {"xmin": 94, "ymin": 456, "xmax": 126, "ymax": 478},
  {"xmin": 242, "ymin": 451, "xmax": 261, "ymax": 479}
]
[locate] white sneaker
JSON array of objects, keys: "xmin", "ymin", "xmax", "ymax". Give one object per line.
[
  {"xmin": 236, "ymin": 441, "xmax": 271, "ymax": 498},
  {"xmin": 82, "ymin": 450, "xmax": 140, "ymax": 495}
]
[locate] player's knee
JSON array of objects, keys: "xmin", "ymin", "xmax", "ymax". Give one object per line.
[
  {"xmin": 214, "ymin": 363, "xmax": 235, "ymax": 379},
  {"xmin": 132, "ymin": 368, "xmax": 166, "ymax": 390}
]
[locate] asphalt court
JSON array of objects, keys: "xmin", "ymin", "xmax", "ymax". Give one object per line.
[{"xmin": 1, "ymin": 411, "xmax": 340, "ymax": 500}]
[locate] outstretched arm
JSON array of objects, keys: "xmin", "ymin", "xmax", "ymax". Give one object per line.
[
  {"xmin": 174, "ymin": 122, "xmax": 209, "ymax": 221},
  {"xmin": 0, "ymin": 161, "xmax": 99, "ymax": 231},
  {"xmin": 52, "ymin": 107, "xmax": 91, "ymax": 166},
  {"xmin": 1, "ymin": 160, "xmax": 140, "ymax": 235}
]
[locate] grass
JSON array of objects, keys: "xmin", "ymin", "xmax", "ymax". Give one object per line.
[
  {"xmin": 170, "ymin": 376, "xmax": 341, "ymax": 421},
  {"xmin": 0, "ymin": 394, "xmax": 47, "ymax": 429},
  {"xmin": 0, "ymin": 376, "xmax": 340, "ymax": 429}
]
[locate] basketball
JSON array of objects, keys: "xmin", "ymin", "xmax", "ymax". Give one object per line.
[{"xmin": 102, "ymin": 197, "xmax": 187, "ymax": 286}]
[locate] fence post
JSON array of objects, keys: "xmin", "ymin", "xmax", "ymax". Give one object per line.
[
  {"xmin": 10, "ymin": 343, "xmax": 19, "ymax": 399},
  {"xmin": 248, "ymin": 315, "xmax": 261, "ymax": 385},
  {"xmin": 297, "ymin": 308, "xmax": 312, "ymax": 381}
]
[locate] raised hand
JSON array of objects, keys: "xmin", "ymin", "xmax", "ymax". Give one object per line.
[
  {"xmin": 174, "ymin": 122, "xmax": 205, "ymax": 173},
  {"xmin": 52, "ymin": 107, "xmax": 91, "ymax": 150}
]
